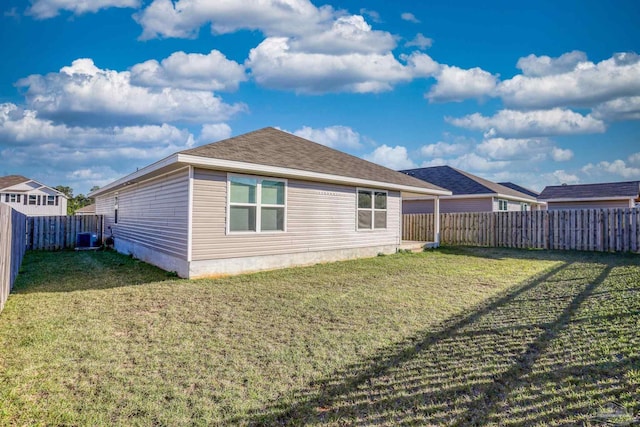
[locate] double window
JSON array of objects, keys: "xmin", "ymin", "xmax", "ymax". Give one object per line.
[
  {"xmin": 357, "ymin": 189, "xmax": 387, "ymax": 230},
  {"xmin": 228, "ymin": 175, "xmax": 286, "ymax": 233},
  {"xmin": 498, "ymin": 199, "xmax": 508, "ymax": 211}
]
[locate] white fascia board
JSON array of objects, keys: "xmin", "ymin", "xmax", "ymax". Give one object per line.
[
  {"xmin": 404, "ymin": 193, "xmax": 537, "ymax": 203},
  {"xmin": 540, "ymin": 196, "xmax": 632, "ymax": 202},
  {"xmin": 88, "ymin": 153, "xmax": 180, "ymax": 197},
  {"xmin": 177, "ymin": 154, "xmax": 452, "ymax": 196}
]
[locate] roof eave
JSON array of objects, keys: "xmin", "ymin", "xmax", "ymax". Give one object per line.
[
  {"xmin": 540, "ymin": 196, "xmax": 635, "ymax": 202},
  {"xmin": 179, "ymin": 154, "xmax": 452, "ymax": 196}
]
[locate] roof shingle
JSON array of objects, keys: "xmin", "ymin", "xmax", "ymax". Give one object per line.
[
  {"xmin": 181, "ymin": 127, "xmax": 447, "ymax": 192},
  {"xmin": 539, "ymin": 181, "xmax": 640, "ymax": 200},
  {"xmin": 0, "ymin": 175, "xmax": 30, "ymax": 191},
  {"xmin": 399, "ymin": 166, "xmax": 537, "ymax": 201}
]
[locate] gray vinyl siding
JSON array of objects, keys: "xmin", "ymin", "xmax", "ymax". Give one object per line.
[
  {"xmin": 547, "ymin": 199, "xmax": 632, "ymax": 210},
  {"xmin": 191, "ymin": 169, "xmax": 401, "ymax": 261},
  {"xmin": 403, "ymin": 197, "xmax": 493, "ymax": 214},
  {"xmin": 95, "ymin": 169, "xmax": 189, "ymax": 259}
]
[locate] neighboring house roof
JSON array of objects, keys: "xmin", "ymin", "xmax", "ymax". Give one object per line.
[
  {"xmin": 91, "ymin": 127, "xmax": 451, "ymax": 197},
  {"xmin": 539, "ymin": 181, "xmax": 640, "ymax": 201},
  {"xmin": 498, "ymin": 182, "xmax": 540, "ymax": 198},
  {"xmin": 0, "ymin": 175, "xmax": 67, "ymax": 197},
  {"xmin": 400, "ymin": 166, "xmax": 538, "ymax": 202},
  {"xmin": 75, "ymin": 204, "xmax": 96, "ymax": 214},
  {"xmin": 0, "ymin": 175, "xmax": 30, "ymax": 190}
]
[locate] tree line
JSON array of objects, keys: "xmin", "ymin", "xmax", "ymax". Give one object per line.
[{"xmin": 55, "ymin": 185, "xmax": 100, "ymax": 215}]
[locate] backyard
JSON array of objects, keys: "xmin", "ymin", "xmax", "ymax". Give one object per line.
[{"xmin": 0, "ymin": 247, "xmax": 638, "ymax": 426}]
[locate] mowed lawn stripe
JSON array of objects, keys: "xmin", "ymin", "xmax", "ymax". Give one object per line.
[{"xmin": 0, "ymin": 248, "xmax": 638, "ymax": 426}]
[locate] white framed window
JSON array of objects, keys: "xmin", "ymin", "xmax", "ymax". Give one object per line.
[
  {"xmin": 521, "ymin": 202, "xmax": 529, "ymax": 211},
  {"xmin": 28, "ymin": 195, "xmax": 37, "ymax": 205},
  {"xmin": 46, "ymin": 195, "xmax": 56, "ymax": 205},
  {"xmin": 498, "ymin": 199, "xmax": 508, "ymax": 211},
  {"xmin": 228, "ymin": 174, "xmax": 286, "ymax": 233},
  {"xmin": 9, "ymin": 194, "xmax": 19, "ymax": 203},
  {"xmin": 357, "ymin": 189, "xmax": 387, "ymax": 230}
]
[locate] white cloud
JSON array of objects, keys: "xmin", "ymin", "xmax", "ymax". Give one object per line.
[
  {"xmin": 447, "ymin": 108, "xmax": 606, "ymax": 138},
  {"xmin": 400, "ymin": 12, "xmax": 420, "ymax": 23},
  {"xmin": 498, "ymin": 52, "xmax": 640, "ymax": 109},
  {"xmin": 246, "ymin": 37, "xmax": 413, "ymax": 94},
  {"xmin": 290, "ymin": 15, "xmax": 396, "ymax": 55},
  {"xmin": 551, "ymin": 147, "xmax": 574, "ymax": 162},
  {"xmin": 592, "ymin": 96, "xmax": 640, "ymax": 121},
  {"xmin": 546, "ymin": 170, "xmax": 581, "ymax": 185},
  {"xmin": 16, "ymin": 58, "xmax": 246, "ymax": 125},
  {"xmin": 0, "ymin": 103, "xmax": 199, "ymax": 193},
  {"xmin": 134, "ymin": 0, "xmax": 335, "ymax": 40},
  {"xmin": 629, "ymin": 152, "xmax": 640, "ymax": 165},
  {"xmin": 292, "ymin": 125, "xmax": 362, "ymax": 149},
  {"xmin": 476, "ymin": 137, "xmax": 554, "ymax": 161},
  {"xmin": 442, "ymin": 152, "xmax": 510, "ymax": 172},
  {"xmin": 359, "ymin": 8, "xmax": 381, "ymax": 23},
  {"xmin": 516, "ymin": 50, "xmax": 588, "ymax": 77},
  {"xmin": 427, "ymin": 65, "xmax": 498, "ymax": 102},
  {"xmin": 27, "ymin": 0, "xmax": 139, "ymax": 19},
  {"xmin": 405, "ymin": 33, "xmax": 433, "ymax": 50},
  {"xmin": 130, "ymin": 50, "xmax": 246, "ymax": 91},
  {"xmin": 582, "ymin": 159, "xmax": 640, "ymax": 179},
  {"xmin": 198, "ymin": 123, "xmax": 232, "ymax": 144},
  {"xmin": 420, "ymin": 141, "xmax": 468, "ymax": 157},
  {"xmin": 363, "ymin": 145, "xmax": 417, "ymax": 170}
]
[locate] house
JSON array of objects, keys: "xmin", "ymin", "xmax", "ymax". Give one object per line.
[
  {"xmin": 539, "ymin": 181, "xmax": 640, "ymax": 210},
  {"xmin": 400, "ymin": 166, "xmax": 542, "ymax": 213},
  {"xmin": 0, "ymin": 175, "xmax": 67, "ymax": 216},
  {"xmin": 74, "ymin": 203, "xmax": 96, "ymax": 216},
  {"xmin": 89, "ymin": 127, "xmax": 451, "ymax": 278}
]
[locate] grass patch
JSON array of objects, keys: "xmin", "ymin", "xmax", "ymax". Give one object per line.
[{"xmin": 0, "ymin": 247, "xmax": 638, "ymax": 425}]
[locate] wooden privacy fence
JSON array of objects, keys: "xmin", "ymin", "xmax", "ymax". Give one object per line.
[
  {"xmin": 26, "ymin": 215, "xmax": 104, "ymax": 250},
  {"xmin": 0, "ymin": 205, "xmax": 27, "ymax": 312},
  {"xmin": 403, "ymin": 208, "xmax": 640, "ymax": 253}
]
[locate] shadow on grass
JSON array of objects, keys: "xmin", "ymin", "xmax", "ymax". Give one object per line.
[
  {"xmin": 235, "ymin": 255, "xmax": 640, "ymax": 425},
  {"xmin": 13, "ymin": 249, "xmax": 175, "ymax": 294}
]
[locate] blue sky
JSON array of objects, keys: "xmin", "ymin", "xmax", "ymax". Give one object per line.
[{"xmin": 1, "ymin": 0, "xmax": 639, "ymax": 195}]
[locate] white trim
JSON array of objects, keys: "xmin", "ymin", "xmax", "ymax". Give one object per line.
[
  {"xmin": 187, "ymin": 166, "xmax": 194, "ymax": 262},
  {"xmin": 226, "ymin": 173, "xmax": 288, "ymax": 234},
  {"xmin": 89, "ymin": 152, "xmax": 451, "ymax": 198},
  {"xmin": 183, "ymin": 154, "xmax": 449, "ymax": 196},
  {"xmin": 356, "ymin": 188, "xmax": 388, "ymax": 231},
  {"xmin": 404, "ymin": 192, "xmax": 538, "ymax": 204},
  {"xmin": 540, "ymin": 196, "xmax": 634, "ymax": 202}
]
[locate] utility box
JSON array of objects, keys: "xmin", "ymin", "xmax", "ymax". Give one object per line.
[{"xmin": 76, "ymin": 232, "xmax": 98, "ymax": 248}]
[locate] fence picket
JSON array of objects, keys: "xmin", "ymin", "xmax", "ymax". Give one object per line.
[{"xmin": 402, "ymin": 208, "xmax": 639, "ymax": 254}]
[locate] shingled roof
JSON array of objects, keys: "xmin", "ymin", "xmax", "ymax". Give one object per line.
[
  {"xmin": 0, "ymin": 175, "xmax": 29, "ymax": 190},
  {"xmin": 400, "ymin": 166, "xmax": 537, "ymax": 201},
  {"xmin": 498, "ymin": 182, "xmax": 540, "ymax": 198},
  {"xmin": 92, "ymin": 127, "xmax": 450, "ymax": 197},
  {"xmin": 179, "ymin": 127, "xmax": 448, "ymax": 193},
  {"xmin": 539, "ymin": 181, "xmax": 640, "ymax": 200}
]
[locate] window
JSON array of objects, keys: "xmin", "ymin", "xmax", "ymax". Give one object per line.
[
  {"xmin": 9, "ymin": 194, "xmax": 19, "ymax": 203},
  {"xmin": 228, "ymin": 175, "xmax": 286, "ymax": 233},
  {"xmin": 357, "ymin": 189, "xmax": 387, "ymax": 230},
  {"xmin": 114, "ymin": 195, "xmax": 119, "ymax": 224},
  {"xmin": 521, "ymin": 203, "xmax": 529, "ymax": 212},
  {"xmin": 28, "ymin": 195, "xmax": 37, "ymax": 205},
  {"xmin": 498, "ymin": 199, "xmax": 508, "ymax": 211},
  {"xmin": 46, "ymin": 195, "xmax": 56, "ymax": 205}
]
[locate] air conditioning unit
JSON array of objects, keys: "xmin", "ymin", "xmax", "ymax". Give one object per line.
[{"xmin": 76, "ymin": 232, "xmax": 98, "ymax": 248}]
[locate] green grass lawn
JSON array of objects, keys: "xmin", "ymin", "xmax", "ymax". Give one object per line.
[{"xmin": 0, "ymin": 248, "xmax": 638, "ymax": 426}]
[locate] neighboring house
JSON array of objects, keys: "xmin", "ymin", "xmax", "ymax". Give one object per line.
[
  {"xmin": 539, "ymin": 181, "xmax": 640, "ymax": 210},
  {"xmin": 89, "ymin": 127, "xmax": 451, "ymax": 278},
  {"xmin": 74, "ymin": 203, "xmax": 96, "ymax": 216},
  {"xmin": 497, "ymin": 182, "xmax": 541, "ymax": 199},
  {"xmin": 400, "ymin": 166, "xmax": 542, "ymax": 213},
  {"xmin": 0, "ymin": 175, "xmax": 67, "ymax": 216}
]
